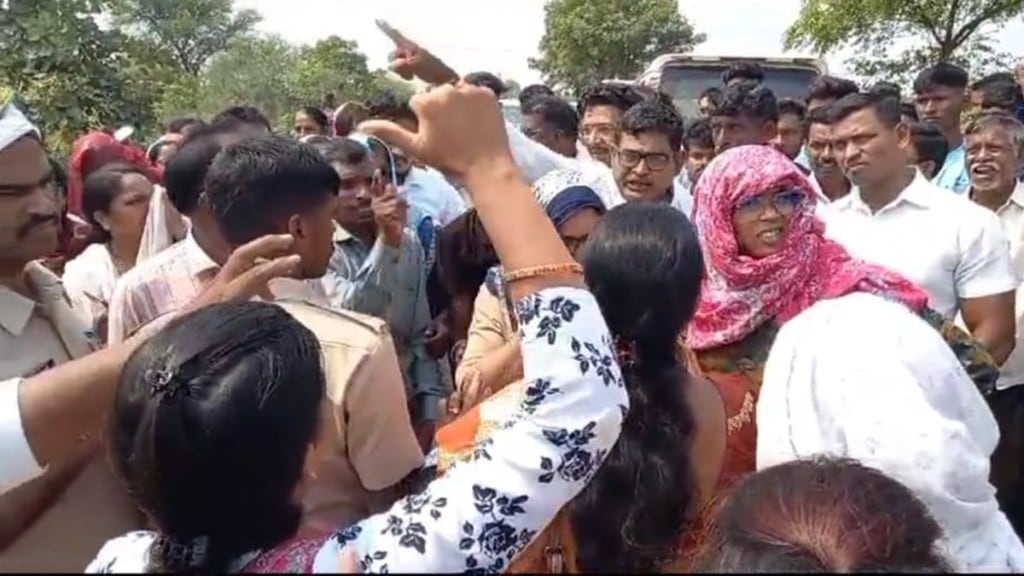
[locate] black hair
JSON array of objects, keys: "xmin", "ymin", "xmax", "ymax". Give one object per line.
[
  {"xmin": 620, "ymin": 101, "xmax": 685, "ymax": 151},
  {"xmin": 573, "ymin": 202, "xmax": 702, "ymax": 572},
  {"xmin": 714, "ymin": 81, "xmax": 779, "ymax": 122},
  {"xmin": 436, "ymin": 208, "xmax": 497, "ymax": 300},
  {"xmin": 163, "ymin": 123, "xmax": 248, "ymax": 215},
  {"xmin": 869, "ymin": 81, "xmax": 902, "ymax": 101},
  {"xmin": 147, "ymin": 140, "xmax": 165, "ymax": 164},
  {"xmin": 722, "ymin": 61, "xmax": 764, "ymax": 85},
  {"xmin": 683, "ymin": 118, "xmax": 714, "ymax": 151},
  {"xmin": 699, "ymin": 86, "xmax": 724, "ymax": 107},
  {"xmin": 521, "ymin": 95, "xmax": 580, "ymax": 137},
  {"xmin": 49, "ymin": 156, "xmax": 68, "ymax": 200},
  {"xmin": 908, "ymin": 121, "xmax": 950, "ymax": 170},
  {"xmin": 519, "ymin": 84, "xmax": 556, "ymax": 107},
  {"xmin": 297, "ymin": 106, "xmax": 330, "ymax": 131},
  {"xmin": 165, "ymin": 116, "xmax": 204, "ymax": 135},
  {"xmin": 365, "ymin": 90, "xmax": 417, "ymax": 124},
  {"xmin": 110, "ymin": 301, "xmax": 325, "ymax": 574},
  {"xmin": 463, "ymin": 71, "xmax": 507, "ymax": 97},
  {"xmin": 900, "ymin": 101, "xmax": 919, "ymax": 121},
  {"xmin": 202, "ymin": 135, "xmax": 340, "ymax": 245},
  {"xmin": 978, "ymin": 79, "xmax": 1024, "ymax": 113},
  {"xmin": 806, "ymin": 75, "xmax": 859, "ymax": 104},
  {"xmin": 913, "ymin": 63, "xmax": 969, "ymax": 94},
  {"xmin": 308, "ymin": 136, "xmax": 370, "ymax": 166},
  {"xmin": 777, "ymin": 97, "xmax": 807, "ymax": 121},
  {"xmin": 211, "ymin": 106, "xmax": 272, "ymax": 131},
  {"xmin": 577, "ymin": 83, "xmax": 645, "ymax": 117},
  {"xmin": 970, "ymin": 72, "xmax": 1016, "ymax": 96},
  {"xmin": 827, "ymin": 92, "xmax": 902, "ymax": 128},
  {"xmin": 805, "ymin": 104, "xmax": 832, "ymax": 127},
  {"xmin": 81, "ymin": 162, "xmax": 147, "ymax": 243}
]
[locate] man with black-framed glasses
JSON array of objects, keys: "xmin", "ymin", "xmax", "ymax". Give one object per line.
[{"xmin": 611, "ymin": 101, "xmax": 692, "ymax": 216}]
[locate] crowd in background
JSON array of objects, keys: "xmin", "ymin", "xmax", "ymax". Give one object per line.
[{"xmin": 3, "ymin": 22, "xmax": 1024, "ymax": 574}]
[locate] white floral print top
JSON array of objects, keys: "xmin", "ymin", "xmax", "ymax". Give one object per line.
[{"xmin": 86, "ymin": 286, "xmax": 628, "ymax": 573}]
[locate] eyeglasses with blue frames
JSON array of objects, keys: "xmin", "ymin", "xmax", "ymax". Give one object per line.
[{"xmin": 733, "ymin": 188, "xmax": 807, "ymax": 218}]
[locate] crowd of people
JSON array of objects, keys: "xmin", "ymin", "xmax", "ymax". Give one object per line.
[{"xmin": 3, "ymin": 20, "xmax": 1024, "ymax": 573}]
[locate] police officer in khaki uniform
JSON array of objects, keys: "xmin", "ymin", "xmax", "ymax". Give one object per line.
[
  {"xmin": 276, "ymin": 299, "xmax": 426, "ymax": 532},
  {"xmin": 0, "ymin": 103, "xmax": 141, "ymax": 571}
]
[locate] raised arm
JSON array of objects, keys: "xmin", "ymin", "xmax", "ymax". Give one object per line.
[{"xmin": 321, "ymin": 80, "xmax": 627, "ymax": 573}]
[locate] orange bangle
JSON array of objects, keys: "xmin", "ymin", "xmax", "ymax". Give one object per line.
[{"xmin": 502, "ymin": 262, "xmax": 583, "ymax": 283}]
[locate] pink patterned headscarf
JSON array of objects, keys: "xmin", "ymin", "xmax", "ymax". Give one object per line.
[{"xmin": 685, "ymin": 146, "xmax": 929, "ymax": 350}]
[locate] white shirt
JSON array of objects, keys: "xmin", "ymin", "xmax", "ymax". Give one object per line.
[
  {"xmin": 0, "ymin": 378, "xmax": 42, "ymax": 495},
  {"xmin": 62, "ymin": 243, "xmax": 120, "ymax": 328},
  {"xmin": 401, "ymin": 167, "xmax": 467, "ymax": 227},
  {"xmin": 759, "ymin": 292, "xmax": 1024, "ymax": 572},
  {"xmin": 824, "ymin": 169, "xmax": 1018, "ymax": 317},
  {"xmin": 981, "ymin": 182, "xmax": 1024, "ymax": 389},
  {"xmin": 506, "ymin": 120, "xmax": 625, "ymax": 208}
]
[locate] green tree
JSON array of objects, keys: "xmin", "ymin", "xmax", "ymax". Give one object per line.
[
  {"xmin": 109, "ymin": 0, "xmax": 261, "ymax": 76},
  {"xmin": 0, "ymin": 0, "xmax": 160, "ymax": 152},
  {"xmin": 785, "ymin": 0, "xmax": 1024, "ymax": 84},
  {"xmin": 198, "ymin": 34, "xmax": 411, "ymax": 132},
  {"xmin": 201, "ymin": 34, "xmax": 300, "ymax": 126},
  {"xmin": 529, "ymin": 0, "xmax": 704, "ymax": 94},
  {"xmin": 294, "ymin": 36, "xmax": 382, "ymax": 104}
]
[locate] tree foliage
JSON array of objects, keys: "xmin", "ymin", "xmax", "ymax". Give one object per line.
[
  {"xmin": 529, "ymin": 0, "xmax": 704, "ymax": 95},
  {"xmin": 197, "ymin": 34, "xmax": 415, "ymax": 132},
  {"xmin": 1, "ymin": 1, "xmax": 413, "ymax": 149},
  {"xmin": 785, "ymin": 0, "xmax": 1024, "ymax": 84},
  {"xmin": 0, "ymin": 0, "xmax": 160, "ymax": 152},
  {"xmin": 109, "ymin": 0, "xmax": 260, "ymax": 76}
]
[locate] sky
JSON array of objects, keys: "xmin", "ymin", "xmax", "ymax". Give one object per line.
[{"xmin": 235, "ymin": 0, "xmax": 1024, "ymax": 84}]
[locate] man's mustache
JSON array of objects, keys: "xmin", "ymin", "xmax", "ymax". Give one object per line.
[{"xmin": 16, "ymin": 214, "xmax": 58, "ymax": 240}]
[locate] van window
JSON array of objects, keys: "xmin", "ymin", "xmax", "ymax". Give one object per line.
[{"xmin": 660, "ymin": 65, "xmax": 820, "ymax": 118}]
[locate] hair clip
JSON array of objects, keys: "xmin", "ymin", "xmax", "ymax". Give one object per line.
[
  {"xmin": 154, "ymin": 535, "xmax": 209, "ymax": 568},
  {"xmin": 147, "ymin": 367, "xmax": 191, "ymax": 400}
]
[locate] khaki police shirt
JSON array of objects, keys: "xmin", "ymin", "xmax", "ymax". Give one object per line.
[
  {"xmin": 276, "ymin": 299, "xmax": 425, "ymax": 532},
  {"xmin": 0, "ymin": 262, "xmax": 141, "ymax": 572}
]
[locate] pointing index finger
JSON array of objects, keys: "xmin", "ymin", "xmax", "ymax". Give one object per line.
[{"xmin": 375, "ymin": 19, "xmax": 410, "ymax": 47}]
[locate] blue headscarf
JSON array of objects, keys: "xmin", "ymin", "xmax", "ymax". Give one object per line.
[
  {"xmin": 485, "ymin": 177, "xmax": 607, "ymax": 309},
  {"xmin": 544, "ymin": 184, "xmax": 606, "ymax": 229}
]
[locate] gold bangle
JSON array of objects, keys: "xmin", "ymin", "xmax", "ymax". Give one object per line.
[{"xmin": 502, "ymin": 262, "xmax": 583, "ymax": 283}]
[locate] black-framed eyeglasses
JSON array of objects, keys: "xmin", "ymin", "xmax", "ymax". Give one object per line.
[{"xmin": 617, "ymin": 149, "xmax": 672, "ymax": 172}]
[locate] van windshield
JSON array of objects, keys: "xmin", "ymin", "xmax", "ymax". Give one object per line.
[{"xmin": 660, "ymin": 65, "xmax": 820, "ymax": 118}]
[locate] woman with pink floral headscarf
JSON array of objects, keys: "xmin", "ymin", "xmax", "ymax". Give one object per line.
[{"xmin": 682, "ymin": 145, "xmax": 999, "ymax": 493}]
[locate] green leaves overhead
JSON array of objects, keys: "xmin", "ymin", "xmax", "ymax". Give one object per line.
[
  {"xmin": 785, "ymin": 0, "xmax": 1024, "ymax": 83},
  {"xmin": 1, "ymin": 0, "xmax": 414, "ymax": 150},
  {"xmin": 108, "ymin": 0, "xmax": 260, "ymax": 76},
  {"xmin": 529, "ymin": 0, "xmax": 704, "ymax": 95}
]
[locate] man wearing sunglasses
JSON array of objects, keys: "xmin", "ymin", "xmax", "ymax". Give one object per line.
[{"xmin": 520, "ymin": 95, "xmax": 580, "ymax": 159}]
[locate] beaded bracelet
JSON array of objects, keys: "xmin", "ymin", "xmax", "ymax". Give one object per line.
[{"xmin": 502, "ymin": 262, "xmax": 583, "ymax": 283}]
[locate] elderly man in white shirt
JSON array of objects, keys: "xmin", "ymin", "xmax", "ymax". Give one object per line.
[
  {"xmin": 963, "ymin": 111, "xmax": 1024, "ymax": 535},
  {"xmin": 824, "ymin": 92, "xmax": 1018, "ymax": 365}
]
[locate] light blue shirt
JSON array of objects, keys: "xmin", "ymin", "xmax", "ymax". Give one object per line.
[
  {"xmin": 322, "ymin": 225, "xmax": 445, "ymax": 422},
  {"xmin": 795, "ymin": 145, "xmax": 812, "ymax": 172},
  {"xmin": 933, "ymin": 143, "xmax": 970, "ymax": 194}
]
